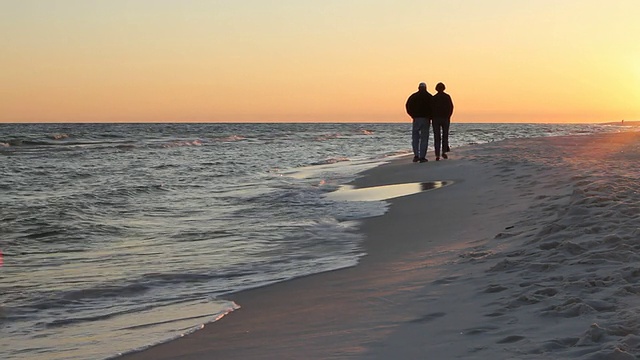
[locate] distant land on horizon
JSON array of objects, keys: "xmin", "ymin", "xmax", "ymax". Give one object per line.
[{"xmin": 601, "ymin": 120, "xmax": 640, "ymax": 126}]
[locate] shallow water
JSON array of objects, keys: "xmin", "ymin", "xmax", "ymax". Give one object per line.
[{"xmin": 326, "ymin": 181, "xmax": 451, "ymax": 201}]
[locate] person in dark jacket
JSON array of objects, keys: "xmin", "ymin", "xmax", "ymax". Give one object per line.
[
  {"xmin": 431, "ymin": 82, "xmax": 454, "ymax": 160},
  {"xmin": 405, "ymin": 82, "xmax": 432, "ymax": 163}
]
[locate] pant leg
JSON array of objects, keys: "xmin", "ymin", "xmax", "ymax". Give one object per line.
[
  {"xmin": 411, "ymin": 119, "xmax": 421, "ymax": 157},
  {"xmin": 419, "ymin": 119, "xmax": 430, "ymax": 158},
  {"xmin": 432, "ymin": 119, "xmax": 442, "ymax": 157},
  {"xmin": 442, "ymin": 118, "xmax": 450, "ymax": 153}
]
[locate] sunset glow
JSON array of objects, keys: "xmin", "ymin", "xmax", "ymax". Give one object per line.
[{"xmin": 1, "ymin": 1, "xmax": 639, "ymax": 123}]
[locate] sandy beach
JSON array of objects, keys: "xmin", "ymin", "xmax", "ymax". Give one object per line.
[{"xmin": 120, "ymin": 131, "xmax": 640, "ymax": 360}]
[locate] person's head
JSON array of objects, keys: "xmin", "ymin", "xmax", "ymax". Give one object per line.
[
  {"xmin": 418, "ymin": 82, "xmax": 427, "ymax": 90},
  {"xmin": 435, "ymin": 82, "xmax": 446, "ymax": 92}
]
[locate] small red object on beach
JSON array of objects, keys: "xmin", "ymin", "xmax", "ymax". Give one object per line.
[{"xmin": 0, "ymin": 249, "xmax": 3, "ymax": 267}]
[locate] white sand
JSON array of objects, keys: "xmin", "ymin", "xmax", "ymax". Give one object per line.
[
  {"xmin": 363, "ymin": 132, "xmax": 640, "ymax": 360},
  {"xmin": 120, "ymin": 131, "xmax": 640, "ymax": 360}
]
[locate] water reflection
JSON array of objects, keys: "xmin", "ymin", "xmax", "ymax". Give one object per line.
[{"xmin": 326, "ymin": 181, "xmax": 451, "ymax": 201}]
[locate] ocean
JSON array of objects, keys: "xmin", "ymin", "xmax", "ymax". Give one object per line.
[{"xmin": 0, "ymin": 122, "xmax": 629, "ymax": 359}]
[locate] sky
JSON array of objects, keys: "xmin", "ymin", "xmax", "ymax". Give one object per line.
[{"xmin": 1, "ymin": 0, "xmax": 639, "ymax": 123}]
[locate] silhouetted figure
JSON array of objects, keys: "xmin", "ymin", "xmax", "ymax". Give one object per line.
[
  {"xmin": 431, "ymin": 82, "xmax": 454, "ymax": 160},
  {"xmin": 405, "ymin": 82, "xmax": 432, "ymax": 163}
]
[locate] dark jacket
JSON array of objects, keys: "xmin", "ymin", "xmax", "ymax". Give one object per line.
[
  {"xmin": 405, "ymin": 90, "xmax": 432, "ymax": 118},
  {"xmin": 431, "ymin": 92, "xmax": 454, "ymax": 118}
]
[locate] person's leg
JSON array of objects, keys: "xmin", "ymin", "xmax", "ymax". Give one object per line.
[
  {"xmin": 432, "ymin": 118, "xmax": 442, "ymax": 159},
  {"xmin": 442, "ymin": 118, "xmax": 450, "ymax": 155},
  {"xmin": 419, "ymin": 119, "xmax": 430, "ymax": 161},
  {"xmin": 411, "ymin": 119, "xmax": 420, "ymax": 161}
]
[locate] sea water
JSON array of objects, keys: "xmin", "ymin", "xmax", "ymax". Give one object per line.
[{"xmin": 0, "ymin": 122, "xmax": 628, "ymax": 359}]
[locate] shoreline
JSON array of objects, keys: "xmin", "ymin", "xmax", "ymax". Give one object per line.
[
  {"xmin": 120, "ymin": 131, "xmax": 640, "ymax": 359},
  {"xmin": 118, "ymin": 135, "xmax": 535, "ymax": 359}
]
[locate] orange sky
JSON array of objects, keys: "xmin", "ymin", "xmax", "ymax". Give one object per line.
[{"xmin": 1, "ymin": 1, "xmax": 639, "ymax": 123}]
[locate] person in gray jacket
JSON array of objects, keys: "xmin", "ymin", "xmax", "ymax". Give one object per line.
[
  {"xmin": 405, "ymin": 82, "xmax": 432, "ymax": 163},
  {"xmin": 431, "ymin": 82, "xmax": 454, "ymax": 161}
]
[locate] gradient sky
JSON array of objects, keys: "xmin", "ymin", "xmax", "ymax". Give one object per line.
[{"xmin": 1, "ymin": 0, "xmax": 639, "ymax": 123}]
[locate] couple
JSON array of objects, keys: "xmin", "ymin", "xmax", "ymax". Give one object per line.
[{"xmin": 405, "ymin": 82, "xmax": 454, "ymax": 163}]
